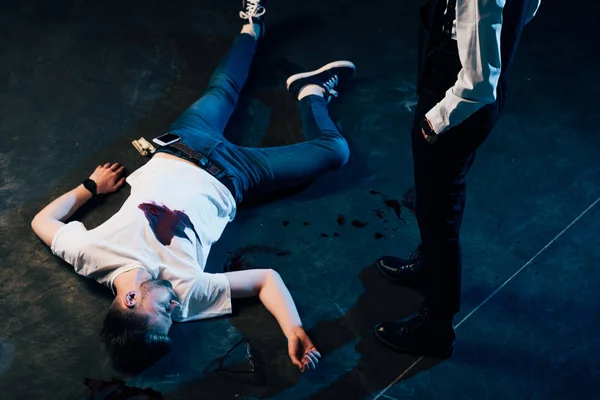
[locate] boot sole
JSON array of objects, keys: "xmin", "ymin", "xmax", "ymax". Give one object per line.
[
  {"xmin": 374, "ymin": 330, "xmax": 455, "ymax": 359},
  {"xmin": 286, "ymin": 61, "xmax": 356, "ymax": 89}
]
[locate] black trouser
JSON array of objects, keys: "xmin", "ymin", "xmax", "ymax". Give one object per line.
[{"xmin": 413, "ymin": 36, "xmax": 507, "ymax": 315}]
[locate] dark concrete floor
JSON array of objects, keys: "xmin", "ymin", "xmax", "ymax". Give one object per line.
[{"xmin": 1, "ymin": 0, "xmax": 599, "ymax": 399}]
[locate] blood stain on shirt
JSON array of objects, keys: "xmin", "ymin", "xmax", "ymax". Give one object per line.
[{"xmin": 138, "ymin": 202, "xmax": 200, "ymax": 246}]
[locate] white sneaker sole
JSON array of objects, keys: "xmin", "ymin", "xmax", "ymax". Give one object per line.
[{"xmin": 286, "ymin": 60, "xmax": 356, "ymax": 89}]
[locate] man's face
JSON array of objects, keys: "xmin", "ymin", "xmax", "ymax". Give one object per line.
[{"xmin": 138, "ymin": 279, "xmax": 181, "ymax": 334}]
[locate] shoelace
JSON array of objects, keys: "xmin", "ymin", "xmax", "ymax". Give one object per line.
[
  {"xmin": 239, "ymin": 0, "xmax": 266, "ymax": 25},
  {"xmin": 322, "ymin": 75, "xmax": 339, "ymax": 98}
]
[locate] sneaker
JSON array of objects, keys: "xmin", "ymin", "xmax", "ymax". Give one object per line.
[
  {"xmin": 286, "ymin": 61, "xmax": 356, "ymax": 103},
  {"xmin": 240, "ymin": 0, "xmax": 267, "ymax": 38}
]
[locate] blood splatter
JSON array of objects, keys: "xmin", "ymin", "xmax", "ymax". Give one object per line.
[
  {"xmin": 384, "ymin": 199, "xmax": 403, "ymax": 220},
  {"xmin": 351, "ymin": 220, "xmax": 368, "ymax": 228},
  {"xmin": 337, "ymin": 215, "xmax": 345, "ymax": 225},
  {"xmin": 224, "ymin": 245, "xmax": 291, "ymax": 272},
  {"xmin": 227, "ymin": 252, "xmax": 247, "ymax": 272},
  {"xmin": 370, "ymin": 189, "xmax": 406, "ymax": 222}
]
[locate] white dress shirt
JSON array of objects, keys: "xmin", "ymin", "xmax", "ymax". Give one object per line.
[{"xmin": 425, "ymin": 0, "xmax": 541, "ymax": 134}]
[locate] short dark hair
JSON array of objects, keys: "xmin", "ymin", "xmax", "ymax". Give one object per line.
[{"xmin": 100, "ymin": 302, "xmax": 171, "ymax": 373}]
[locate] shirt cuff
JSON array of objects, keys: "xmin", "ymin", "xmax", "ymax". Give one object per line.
[{"xmin": 425, "ymin": 106, "xmax": 449, "ymax": 135}]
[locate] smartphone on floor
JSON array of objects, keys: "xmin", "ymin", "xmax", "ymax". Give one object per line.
[{"xmin": 152, "ymin": 133, "xmax": 180, "ymax": 146}]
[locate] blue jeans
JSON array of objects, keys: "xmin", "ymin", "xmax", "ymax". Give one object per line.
[{"xmin": 155, "ymin": 34, "xmax": 349, "ymax": 203}]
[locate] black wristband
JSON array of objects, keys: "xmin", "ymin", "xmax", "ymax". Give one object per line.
[{"xmin": 82, "ymin": 178, "xmax": 97, "ymax": 197}]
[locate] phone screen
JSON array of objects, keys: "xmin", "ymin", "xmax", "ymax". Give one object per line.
[{"xmin": 155, "ymin": 133, "xmax": 180, "ymax": 143}]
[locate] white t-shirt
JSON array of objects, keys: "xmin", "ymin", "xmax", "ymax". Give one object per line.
[{"xmin": 51, "ymin": 156, "xmax": 237, "ymax": 321}]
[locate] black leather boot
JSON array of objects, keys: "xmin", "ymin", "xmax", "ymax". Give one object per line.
[
  {"xmin": 376, "ymin": 246, "xmax": 423, "ymax": 288},
  {"xmin": 374, "ymin": 306, "xmax": 455, "ymax": 358}
]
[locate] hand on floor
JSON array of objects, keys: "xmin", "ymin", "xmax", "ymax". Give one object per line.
[
  {"xmin": 287, "ymin": 326, "xmax": 321, "ymax": 372},
  {"xmin": 89, "ymin": 162, "xmax": 126, "ymax": 194}
]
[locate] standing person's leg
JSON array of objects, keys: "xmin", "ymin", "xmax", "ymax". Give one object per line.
[
  {"xmin": 371, "ymin": 89, "xmax": 458, "ymax": 358},
  {"xmin": 374, "ymin": 89, "xmax": 442, "ymax": 288},
  {"xmin": 373, "ymin": 83, "xmax": 504, "ymax": 357},
  {"xmin": 417, "ymin": 93, "xmax": 503, "ymax": 314},
  {"xmin": 208, "ymin": 61, "xmax": 355, "ymax": 202},
  {"xmin": 373, "ymin": 0, "xmax": 530, "ymax": 358}
]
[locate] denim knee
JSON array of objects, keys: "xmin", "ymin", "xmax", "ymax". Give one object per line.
[{"xmin": 329, "ymin": 137, "xmax": 350, "ymax": 169}]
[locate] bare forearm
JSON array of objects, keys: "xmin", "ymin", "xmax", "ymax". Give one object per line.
[
  {"xmin": 224, "ymin": 269, "xmax": 319, "ymax": 371},
  {"xmin": 258, "ymin": 272, "xmax": 320, "ymax": 372},
  {"xmin": 31, "ymin": 185, "xmax": 91, "ymax": 246},
  {"xmin": 225, "ymin": 269, "xmax": 302, "ymax": 338},
  {"xmin": 258, "ymin": 270, "xmax": 302, "ymax": 338},
  {"xmin": 31, "ymin": 163, "xmax": 125, "ymax": 247},
  {"xmin": 34, "ymin": 185, "xmax": 92, "ymax": 222}
]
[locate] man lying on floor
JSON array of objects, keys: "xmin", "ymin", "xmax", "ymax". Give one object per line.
[{"xmin": 31, "ymin": 0, "xmax": 355, "ymax": 373}]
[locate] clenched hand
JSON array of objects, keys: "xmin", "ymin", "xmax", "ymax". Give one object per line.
[
  {"xmin": 89, "ymin": 163, "xmax": 126, "ymax": 194},
  {"xmin": 287, "ymin": 327, "xmax": 321, "ymax": 372}
]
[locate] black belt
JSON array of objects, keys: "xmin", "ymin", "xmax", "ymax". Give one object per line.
[{"xmin": 161, "ymin": 142, "xmax": 237, "ymax": 200}]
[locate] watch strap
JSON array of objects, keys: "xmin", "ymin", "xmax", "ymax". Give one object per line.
[{"xmin": 82, "ymin": 178, "xmax": 97, "ymax": 196}]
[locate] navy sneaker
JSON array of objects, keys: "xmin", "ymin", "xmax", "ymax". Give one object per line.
[
  {"xmin": 286, "ymin": 61, "xmax": 356, "ymax": 103},
  {"xmin": 239, "ymin": 0, "xmax": 267, "ymax": 38}
]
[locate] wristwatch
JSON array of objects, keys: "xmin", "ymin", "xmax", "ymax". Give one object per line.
[
  {"xmin": 82, "ymin": 178, "xmax": 97, "ymax": 197},
  {"xmin": 420, "ymin": 118, "xmax": 436, "ymax": 136}
]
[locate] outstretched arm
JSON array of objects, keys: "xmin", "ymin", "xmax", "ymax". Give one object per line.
[
  {"xmin": 31, "ymin": 163, "xmax": 125, "ymax": 246},
  {"xmin": 224, "ymin": 269, "xmax": 321, "ymax": 372}
]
